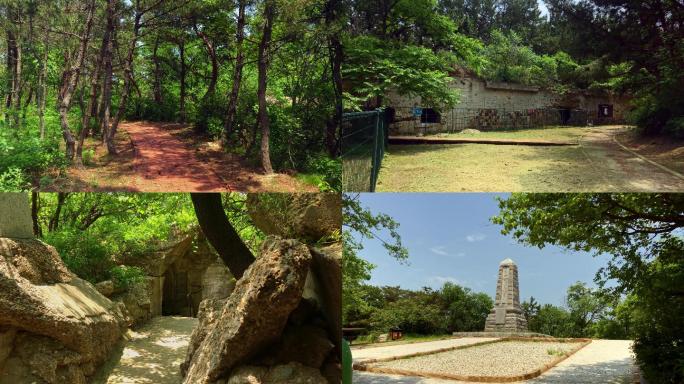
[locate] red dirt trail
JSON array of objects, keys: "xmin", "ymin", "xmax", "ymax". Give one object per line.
[{"xmin": 64, "ymin": 121, "xmax": 315, "ymax": 192}]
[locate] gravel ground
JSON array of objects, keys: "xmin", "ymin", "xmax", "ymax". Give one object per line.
[
  {"xmin": 354, "ymin": 340, "xmax": 634, "ymax": 384},
  {"xmin": 353, "ymin": 338, "xmax": 499, "ymax": 364},
  {"xmin": 369, "ymin": 341, "xmax": 584, "ymax": 377}
]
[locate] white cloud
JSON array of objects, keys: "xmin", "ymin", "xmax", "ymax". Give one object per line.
[
  {"xmin": 430, "ymin": 246, "xmax": 449, "ymax": 256},
  {"xmin": 466, "ymin": 233, "xmax": 486, "ymax": 242},
  {"xmin": 429, "ymin": 246, "xmax": 465, "ymax": 257},
  {"xmin": 429, "ymin": 276, "xmax": 463, "ymax": 285}
]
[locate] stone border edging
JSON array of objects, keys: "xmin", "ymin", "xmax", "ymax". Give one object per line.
[{"xmin": 354, "ymin": 337, "xmax": 593, "ymax": 383}]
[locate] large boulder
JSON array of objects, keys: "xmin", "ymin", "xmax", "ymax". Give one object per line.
[
  {"xmin": 182, "ymin": 238, "xmax": 312, "ymax": 384},
  {"xmin": 0, "ymin": 238, "xmax": 127, "ymax": 384},
  {"xmin": 246, "ymin": 193, "xmax": 342, "ymax": 242}
]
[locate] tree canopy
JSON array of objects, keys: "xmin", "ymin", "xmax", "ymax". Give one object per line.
[
  {"xmin": 0, "ymin": 0, "xmax": 342, "ymax": 190},
  {"xmin": 344, "ymin": 0, "xmax": 684, "ymax": 136},
  {"xmin": 494, "ymin": 193, "xmax": 684, "ymax": 383}
]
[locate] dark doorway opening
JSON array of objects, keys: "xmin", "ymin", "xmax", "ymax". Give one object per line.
[
  {"xmin": 421, "ymin": 108, "xmax": 441, "ymax": 123},
  {"xmin": 558, "ymin": 109, "xmax": 571, "ymax": 125},
  {"xmin": 162, "ymin": 269, "xmax": 190, "ymax": 316},
  {"xmin": 598, "ymin": 104, "xmax": 613, "ymax": 118}
]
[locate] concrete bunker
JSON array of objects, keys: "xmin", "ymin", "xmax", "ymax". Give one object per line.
[{"xmin": 122, "ymin": 229, "xmax": 236, "ymax": 320}]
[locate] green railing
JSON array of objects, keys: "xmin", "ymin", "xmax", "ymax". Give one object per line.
[{"xmin": 341, "ymin": 110, "xmax": 387, "ymax": 192}]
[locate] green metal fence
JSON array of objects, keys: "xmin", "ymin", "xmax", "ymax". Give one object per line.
[{"xmin": 342, "ymin": 110, "xmax": 387, "ymax": 192}]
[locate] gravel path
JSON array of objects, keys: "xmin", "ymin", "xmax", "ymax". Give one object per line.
[
  {"xmin": 525, "ymin": 340, "xmax": 634, "ymax": 383},
  {"xmin": 369, "ymin": 341, "xmax": 583, "ymax": 377},
  {"xmin": 352, "ymin": 338, "xmax": 499, "ymax": 364},
  {"xmin": 354, "ymin": 340, "xmax": 635, "ymax": 384}
]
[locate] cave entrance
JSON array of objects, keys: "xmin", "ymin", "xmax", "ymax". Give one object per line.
[{"xmin": 162, "ymin": 268, "xmax": 191, "ymax": 316}]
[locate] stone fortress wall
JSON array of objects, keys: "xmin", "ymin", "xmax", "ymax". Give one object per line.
[{"xmin": 385, "ymin": 74, "xmax": 631, "ymax": 135}]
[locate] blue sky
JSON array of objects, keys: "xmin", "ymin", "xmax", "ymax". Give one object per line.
[{"xmin": 347, "ymin": 193, "xmax": 612, "ymax": 307}]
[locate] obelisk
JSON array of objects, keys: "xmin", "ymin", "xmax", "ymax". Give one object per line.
[{"xmin": 484, "ymin": 258, "xmax": 528, "ymax": 332}]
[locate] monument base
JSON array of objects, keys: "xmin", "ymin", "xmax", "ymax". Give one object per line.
[
  {"xmin": 452, "ymin": 331, "xmax": 551, "ymax": 338},
  {"xmin": 484, "ymin": 309, "xmax": 528, "ymax": 332}
]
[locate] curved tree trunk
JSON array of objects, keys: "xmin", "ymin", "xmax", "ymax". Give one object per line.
[{"xmin": 190, "ymin": 193, "xmax": 255, "ymax": 279}]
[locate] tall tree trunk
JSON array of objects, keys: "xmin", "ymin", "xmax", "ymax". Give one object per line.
[
  {"xmin": 31, "ymin": 192, "xmax": 42, "ymax": 237},
  {"xmin": 48, "ymin": 192, "xmax": 68, "ymax": 232},
  {"xmin": 194, "ymin": 25, "xmax": 218, "ymax": 98},
  {"xmin": 58, "ymin": 0, "xmax": 95, "ymax": 162},
  {"xmin": 223, "ymin": 0, "xmax": 246, "ymax": 146},
  {"xmin": 326, "ymin": 0, "xmax": 343, "ymax": 158},
  {"xmin": 152, "ymin": 37, "xmax": 163, "ymax": 104},
  {"xmin": 38, "ymin": 34, "xmax": 48, "ymax": 139},
  {"xmin": 77, "ymin": 26, "xmax": 108, "ymax": 159},
  {"xmin": 257, "ymin": 0, "xmax": 276, "ymax": 174},
  {"xmin": 13, "ymin": 29, "xmax": 22, "ymax": 128},
  {"xmin": 106, "ymin": 10, "xmax": 142, "ymax": 155},
  {"xmin": 178, "ymin": 40, "xmax": 187, "ymax": 123},
  {"xmin": 5, "ymin": 31, "xmax": 16, "ymax": 125},
  {"xmin": 101, "ymin": 0, "xmax": 116, "ymax": 151}
]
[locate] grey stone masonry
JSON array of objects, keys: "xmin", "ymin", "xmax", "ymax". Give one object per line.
[
  {"xmin": 0, "ymin": 193, "xmax": 34, "ymax": 238},
  {"xmin": 484, "ymin": 258, "xmax": 528, "ymax": 332}
]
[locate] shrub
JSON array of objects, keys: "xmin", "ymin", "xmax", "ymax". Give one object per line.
[
  {"xmin": 110, "ymin": 265, "xmax": 146, "ymax": 291},
  {"xmin": 44, "ymin": 229, "xmax": 114, "ymax": 283},
  {"xmin": 0, "ymin": 167, "xmax": 30, "ymax": 191}
]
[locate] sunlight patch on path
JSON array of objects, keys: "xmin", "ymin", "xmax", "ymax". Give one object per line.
[{"xmin": 96, "ymin": 316, "xmax": 198, "ymax": 384}]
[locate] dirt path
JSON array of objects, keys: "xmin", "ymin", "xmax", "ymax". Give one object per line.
[
  {"xmin": 95, "ymin": 316, "xmax": 197, "ymax": 384},
  {"xmin": 63, "ymin": 121, "xmax": 316, "ymax": 192},
  {"xmin": 353, "ymin": 340, "xmax": 635, "ymax": 384},
  {"xmin": 376, "ymin": 126, "xmax": 684, "ymax": 192},
  {"xmin": 578, "ymin": 126, "xmax": 684, "ymax": 191}
]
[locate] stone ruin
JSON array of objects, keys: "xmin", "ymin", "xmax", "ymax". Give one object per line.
[
  {"xmin": 0, "ymin": 194, "xmax": 128, "ymax": 384},
  {"xmin": 0, "ymin": 192, "xmax": 341, "ymax": 384},
  {"xmin": 181, "ymin": 193, "xmax": 342, "ymax": 384},
  {"xmin": 484, "ymin": 258, "xmax": 528, "ymax": 332},
  {"xmin": 96, "ymin": 229, "xmax": 236, "ymax": 325}
]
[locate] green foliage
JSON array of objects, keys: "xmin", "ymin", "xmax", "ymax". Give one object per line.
[
  {"xmin": 348, "ymin": 283, "xmax": 493, "ymax": 335},
  {"xmin": 528, "ymin": 303, "xmax": 573, "ymax": 337},
  {"xmin": 44, "ymin": 228, "xmax": 114, "ymax": 284},
  {"xmin": 370, "ymin": 297, "xmax": 446, "ymax": 334},
  {"xmin": 494, "ymin": 193, "xmax": 684, "ymax": 382},
  {"xmin": 480, "ymin": 30, "xmax": 579, "ymax": 91},
  {"xmin": 110, "ymin": 265, "xmax": 146, "ymax": 291},
  {"xmin": 342, "ymin": 194, "xmax": 407, "ymax": 324},
  {"xmin": 0, "ymin": 108, "xmax": 67, "ymax": 190},
  {"xmin": 343, "ymin": 35, "xmax": 461, "ymax": 109},
  {"xmin": 299, "ymin": 156, "xmax": 341, "ymax": 192},
  {"xmin": 0, "ymin": 167, "xmax": 30, "ymax": 191}
]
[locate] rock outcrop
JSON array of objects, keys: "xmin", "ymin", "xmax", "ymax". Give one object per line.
[
  {"xmin": 182, "ymin": 193, "xmax": 342, "ymax": 384},
  {"xmin": 182, "ymin": 238, "xmax": 312, "ymax": 383},
  {"xmin": 246, "ymin": 193, "xmax": 342, "ymax": 242},
  {"xmin": 0, "ymin": 237, "xmax": 128, "ymax": 384}
]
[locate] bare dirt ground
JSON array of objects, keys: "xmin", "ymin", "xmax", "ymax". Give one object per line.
[
  {"xmin": 353, "ymin": 339, "xmax": 635, "ymax": 384},
  {"xmin": 616, "ymin": 130, "xmax": 684, "ymax": 175},
  {"xmin": 376, "ymin": 126, "xmax": 684, "ymax": 192},
  {"xmin": 94, "ymin": 316, "xmax": 197, "ymax": 384},
  {"xmin": 46, "ymin": 121, "xmax": 316, "ymax": 192}
]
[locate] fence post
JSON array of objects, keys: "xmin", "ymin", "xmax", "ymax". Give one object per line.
[{"xmin": 370, "ymin": 110, "xmax": 380, "ymax": 192}]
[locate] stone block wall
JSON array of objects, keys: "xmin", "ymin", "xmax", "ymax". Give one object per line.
[{"xmin": 385, "ymin": 76, "xmax": 630, "ymax": 135}]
